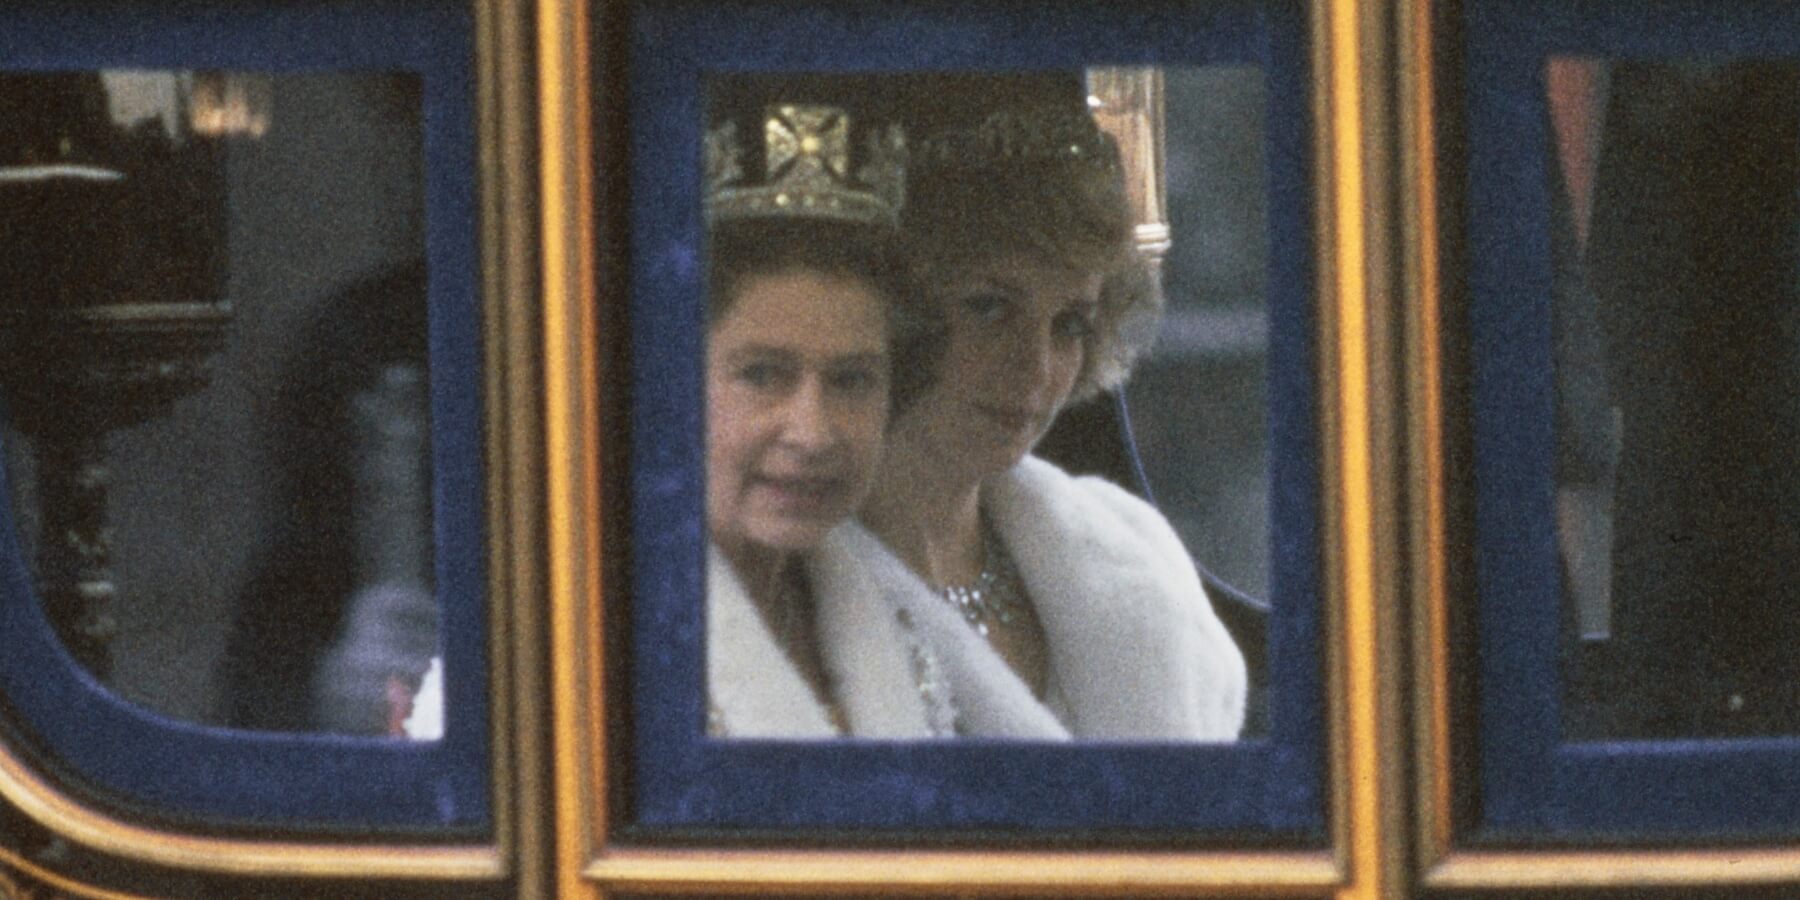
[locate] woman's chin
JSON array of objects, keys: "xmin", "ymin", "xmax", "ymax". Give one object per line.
[
  {"xmin": 967, "ymin": 438, "xmax": 1034, "ymax": 479},
  {"xmin": 745, "ymin": 517, "xmax": 840, "ymax": 554}
]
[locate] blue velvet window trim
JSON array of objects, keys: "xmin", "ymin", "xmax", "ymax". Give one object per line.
[
  {"xmin": 624, "ymin": 0, "xmax": 1325, "ymax": 837},
  {"xmin": 1466, "ymin": 0, "xmax": 1800, "ymax": 840},
  {"xmin": 0, "ymin": 1, "xmax": 489, "ymax": 833}
]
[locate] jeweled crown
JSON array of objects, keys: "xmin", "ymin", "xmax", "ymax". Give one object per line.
[{"xmin": 705, "ymin": 103, "xmax": 906, "ymax": 228}]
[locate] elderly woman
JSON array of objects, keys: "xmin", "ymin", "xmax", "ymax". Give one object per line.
[
  {"xmin": 856, "ymin": 74, "xmax": 1246, "ymax": 740},
  {"xmin": 703, "ymin": 80, "xmax": 954, "ymax": 738}
]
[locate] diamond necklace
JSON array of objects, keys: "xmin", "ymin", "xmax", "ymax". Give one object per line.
[{"xmin": 938, "ymin": 519, "xmax": 1025, "ymax": 637}]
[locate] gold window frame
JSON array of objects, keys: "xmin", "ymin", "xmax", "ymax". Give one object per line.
[{"xmin": 541, "ymin": 0, "xmax": 1409, "ymax": 897}]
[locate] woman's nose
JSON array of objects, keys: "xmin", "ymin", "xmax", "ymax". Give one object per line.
[
  {"xmin": 1003, "ymin": 321, "xmax": 1058, "ymax": 395},
  {"xmin": 779, "ymin": 379, "xmax": 837, "ymax": 452}
]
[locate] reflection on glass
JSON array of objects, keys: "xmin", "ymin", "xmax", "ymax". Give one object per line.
[
  {"xmin": 702, "ymin": 70, "xmax": 1251, "ymax": 743},
  {"xmin": 0, "ymin": 71, "xmax": 438, "ymax": 738},
  {"xmin": 1551, "ymin": 58, "xmax": 1800, "ymax": 739}
]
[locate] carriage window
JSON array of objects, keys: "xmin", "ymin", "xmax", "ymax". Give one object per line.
[
  {"xmin": 1549, "ymin": 57, "xmax": 1800, "ymax": 741},
  {"xmin": 0, "ymin": 70, "xmax": 440, "ymax": 739}
]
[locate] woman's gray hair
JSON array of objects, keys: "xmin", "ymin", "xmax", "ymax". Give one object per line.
[{"xmin": 706, "ymin": 218, "xmax": 940, "ymax": 414}]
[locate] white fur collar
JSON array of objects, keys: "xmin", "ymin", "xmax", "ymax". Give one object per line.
[
  {"xmin": 860, "ymin": 456, "xmax": 1246, "ymax": 741},
  {"xmin": 988, "ymin": 456, "xmax": 1246, "ymax": 740},
  {"xmin": 706, "ymin": 529, "xmax": 953, "ymax": 739},
  {"xmin": 838, "ymin": 525, "xmax": 1071, "ymax": 739},
  {"xmin": 707, "ymin": 544, "xmax": 836, "ymax": 737}
]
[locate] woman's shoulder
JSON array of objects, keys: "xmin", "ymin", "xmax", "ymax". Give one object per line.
[
  {"xmin": 997, "ymin": 458, "xmax": 1247, "ymax": 739},
  {"xmin": 1006, "ymin": 454, "xmax": 1152, "ymax": 508},
  {"xmin": 998, "ymin": 456, "xmax": 1186, "ymax": 558}
]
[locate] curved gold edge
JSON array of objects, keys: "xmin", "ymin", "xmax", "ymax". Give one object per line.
[
  {"xmin": 0, "ymin": 844, "xmax": 151, "ymax": 900},
  {"xmin": 1425, "ymin": 850, "xmax": 1800, "ymax": 889},
  {"xmin": 582, "ymin": 849, "xmax": 1342, "ymax": 895},
  {"xmin": 0, "ymin": 739, "xmax": 500, "ymax": 879}
]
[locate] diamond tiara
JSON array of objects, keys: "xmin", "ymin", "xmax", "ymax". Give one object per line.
[{"xmin": 911, "ymin": 106, "xmax": 1120, "ymax": 174}]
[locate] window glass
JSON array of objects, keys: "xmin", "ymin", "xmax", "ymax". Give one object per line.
[
  {"xmin": 699, "ymin": 67, "xmax": 1263, "ymax": 744},
  {"xmin": 0, "ymin": 70, "xmax": 439, "ymax": 738},
  {"xmin": 1549, "ymin": 58, "xmax": 1800, "ymax": 742}
]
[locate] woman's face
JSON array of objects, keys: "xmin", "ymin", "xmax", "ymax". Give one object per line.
[
  {"xmin": 707, "ymin": 269, "xmax": 892, "ymax": 559},
  {"xmin": 903, "ymin": 252, "xmax": 1101, "ymax": 478}
]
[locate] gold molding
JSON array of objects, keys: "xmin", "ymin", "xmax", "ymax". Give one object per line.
[
  {"xmin": 484, "ymin": 0, "xmax": 550, "ymax": 895},
  {"xmin": 0, "ymin": 845, "xmax": 151, "ymax": 900},
  {"xmin": 0, "ymin": 740, "xmax": 499, "ymax": 879},
  {"xmin": 0, "ymin": 0, "xmax": 530, "ymax": 883},
  {"xmin": 1316, "ymin": 0, "xmax": 1411, "ymax": 898},
  {"xmin": 542, "ymin": 0, "xmax": 606, "ymax": 898},
  {"xmin": 1397, "ymin": 0, "xmax": 1455, "ymax": 874},
  {"xmin": 1426, "ymin": 849, "xmax": 1800, "ymax": 890},
  {"xmin": 584, "ymin": 848, "xmax": 1340, "ymax": 896}
]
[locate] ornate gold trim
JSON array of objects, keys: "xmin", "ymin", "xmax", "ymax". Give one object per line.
[{"xmin": 0, "ymin": 0, "xmax": 529, "ymax": 882}]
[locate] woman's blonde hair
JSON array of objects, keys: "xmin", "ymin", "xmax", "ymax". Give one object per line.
[{"xmin": 900, "ymin": 119, "xmax": 1163, "ymax": 403}]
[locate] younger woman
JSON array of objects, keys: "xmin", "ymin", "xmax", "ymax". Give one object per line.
[{"xmin": 859, "ymin": 75, "xmax": 1246, "ymax": 740}]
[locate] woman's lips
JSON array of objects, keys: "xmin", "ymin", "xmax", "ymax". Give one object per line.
[{"xmin": 753, "ymin": 474, "xmax": 847, "ymax": 513}]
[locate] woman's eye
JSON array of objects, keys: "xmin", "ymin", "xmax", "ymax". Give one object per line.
[
  {"xmin": 1054, "ymin": 310, "xmax": 1096, "ymax": 340},
  {"xmin": 826, "ymin": 367, "xmax": 883, "ymax": 395},
  {"xmin": 736, "ymin": 361, "xmax": 791, "ymax": 389},
  {"xmin": 957, "ymin": 291, "xmax": 1009, "ymax": 323}
]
